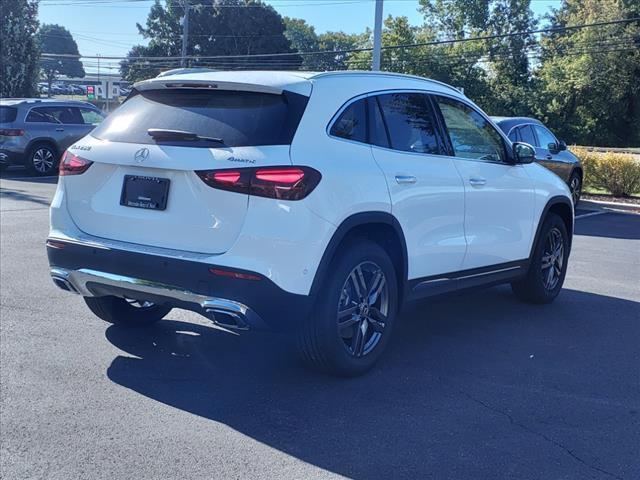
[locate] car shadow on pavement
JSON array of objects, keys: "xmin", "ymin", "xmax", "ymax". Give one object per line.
[
  {"xmin": 105, "ymin": 286, "xmax": 639, "ymax": 479},
  {"xmin": 575, "ymin": 212, "xmax": 640, "ymax": 240}
]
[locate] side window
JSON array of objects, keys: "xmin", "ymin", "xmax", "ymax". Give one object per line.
[
  {"xmin": 330, "ymin": 98, "xmax": 367, "ymax": 143},
  {"xmin": 508, "ymin": 128, "xmax": 519, "ymax": 142},
  {"xmin": 435, "ymin": 96, "xmax": 506, "ymax": 162},
  {"xmin": 519, "ymin": 125, "xmax": 537, "ymax": 146},
  {"xmin": 376, "ymin": 93, "xmax": 443, "ymax": 155},
  {"xmin": 533, "ymin": 125, "xmax": 557, "ymax": 150},
  {"xmin": 26, "ymin": 107, "xmax": 60, "ymax": 123},
  {"xmin": 368, "ymin": 97, "xmax": 390, "ymax": 148},
  {"xmin": 79, "ymin": 108, "xmax": 104, "ymax": 125},
  {"xmin": 58, "ymin": 107, "xmax": 84, "ymax": 124}
]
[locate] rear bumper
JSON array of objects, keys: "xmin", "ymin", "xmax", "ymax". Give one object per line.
[
  {"xmin": 46, "ymin": 238, "xmax": 313, "ymax": 331},
  {"xmin": 0, "ymin": 149, "xmax": 23, "ymax": 166}
]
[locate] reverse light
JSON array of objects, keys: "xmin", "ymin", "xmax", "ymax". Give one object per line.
[
  {"xmin": 196, "ymin": 166, "xmax": 321, "ymax": 201},
  {"xmin": 59, "ymin": 150, "xmax": 93, "ymax": 176}
]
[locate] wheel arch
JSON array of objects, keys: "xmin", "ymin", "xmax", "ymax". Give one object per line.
[
  {"xmin": 531, "ymin": 196, "xmax": 574, "ymax": 259},
  {"xmin": 25, "ymin": 138, "xmax": 60, "ymax": 160},
  {"xmin": 309, "ymin": 212, "xmax": 408, "ymax": 303}
]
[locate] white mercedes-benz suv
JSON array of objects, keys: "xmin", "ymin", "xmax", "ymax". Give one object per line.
[{"xmin": 48, "ymin": 71, "xmax": 573, "ymax": 376}]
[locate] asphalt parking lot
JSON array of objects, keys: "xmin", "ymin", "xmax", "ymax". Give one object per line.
[{"xmin": 1, "ymin": 170, "xmax": 639, "ymax": 480}]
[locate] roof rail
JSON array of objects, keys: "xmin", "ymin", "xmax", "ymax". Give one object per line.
[{"xmin": 310, "ymin": 70, "xmax": 464, "ymax": 96}]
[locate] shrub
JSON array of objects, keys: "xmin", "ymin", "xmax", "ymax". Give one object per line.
[{"xmin": 570, "ymin": 147, "xmax": 640, "ymax": 197}]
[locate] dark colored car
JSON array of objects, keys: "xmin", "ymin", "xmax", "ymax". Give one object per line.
[
  {"xmin": 0, "ymin": 98, "xmax": 105, "ymax": 176},
  {"xmin": 492, "ymin": 117, "xmax": 582, "ymax": 204}
]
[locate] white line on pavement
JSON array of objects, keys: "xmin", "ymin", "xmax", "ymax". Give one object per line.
[{"xmin": 575, "ymin": 211, "xmax": 608, "ymax": 220}]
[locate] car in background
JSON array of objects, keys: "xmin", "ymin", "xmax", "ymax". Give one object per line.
[
  {"xmin": 0, "ymin": 99, "xmax": 105, "ymax": 175},
  {"xmin": 492, "ymin": 117, "xmax": 583, "ymax": 204}
]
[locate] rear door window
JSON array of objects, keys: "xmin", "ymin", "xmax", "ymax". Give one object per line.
[
  {"xmin": 518, "ymin": 125, "xmax": 537, "ymax": 146},
  {"xmin": 330, "ymin": 98, "xmax": 367, "ymax": 142},
  {"xmin": 0, "ymin": 107, "xmax": 17, "ymax": 123},
  {"xmin": 375, "ymin": 93, "xmax": 444, "ymax": 155},
  {"xmin": 92, "ymin": 89, "xmax": 308, "ymax": 147}
]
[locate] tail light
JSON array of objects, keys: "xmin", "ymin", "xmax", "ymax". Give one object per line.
[
  {"xmin": 0, "ymin": 128, "xmax": 24, "ymax": 136},
  {"xmin": 59, "ymin": 150, "xmax": 93, "ymax": 176},
  {"xmin": 196, "ymin": 166, "xmax": 321, "ymax": 201}
]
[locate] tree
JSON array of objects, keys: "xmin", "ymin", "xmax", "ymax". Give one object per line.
[
  {"xmin": 535, "ymin": 0, "xmax": 640, "ymax": 146},
  {"xmin": 38, "ymin": 24, "xmax": 85, "ymax": 95},
  {"xmin": 283, "ymin": 17, "xmax": 319, "ymax": 70},
  {"xmin": 121, "ymin": 0, "xmax": 300, "ymax": 82},
  {"xmin": 0, "ymin": 0, "xmax": 39, "ymax": 98}
]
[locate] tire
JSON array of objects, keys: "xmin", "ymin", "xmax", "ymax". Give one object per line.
[
  {"xmin": 297, "ymin": 240, "xmax": 399, "ymax": 376},
  {"xmin": 84, "ymin": 296, "xmax": 171, "ymax": 327},
  {"xmin": 26, "ymin": 143, "xmax": 59, "ymax": 176},
  {"xmin": 568, "ymin": 171, "xmax": 582, "ymax": 206},
  {"xmin": 511, "ymin": 213, "xmax": 569, "ymax": 304}
]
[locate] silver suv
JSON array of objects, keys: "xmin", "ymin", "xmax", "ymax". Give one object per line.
[{"xmin": 0, "ymin": 99, "xmax": 105, "ymax": 175}]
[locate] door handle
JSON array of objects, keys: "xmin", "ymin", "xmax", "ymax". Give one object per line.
[
  {"xmin": 55, "ymin": 128, "xmax": 64, "ymax": 132},
  {"xmin": 395, "ymin": 175, "xmax": 417, "ymax": 185},
  {"xmin": 469, "ymin": 177, "xmax": 487, "ymax": 187},
  {"xmin": 545, "ymin": 154, "xmax": 553, "ymax": 160}
]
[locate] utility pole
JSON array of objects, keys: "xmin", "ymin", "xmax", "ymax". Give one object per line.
[
  {"xmin": 372, "ymin": 0, "xmax": 383, "ymax": 71},
  {"xmin": 181, "ymin": 0, "xmax": 190, "ymax": 68}
]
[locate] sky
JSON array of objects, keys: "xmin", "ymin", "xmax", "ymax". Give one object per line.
[{"xmin": 38, "ymin": 0, "xmax": 562, "ymax": 74}]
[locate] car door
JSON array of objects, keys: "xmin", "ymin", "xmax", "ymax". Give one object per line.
[
  {"xmin": 57, "ymin": 107, "xmax": 93, "ymax": 148},
  {"xmin": 432, "ymin": 95, "xmax": 535, "ymax": 270},
  {"xmin": 25, "ymin": 107, "xmax": 79, "ymax": 152},
  {"xmin": 532, "ymin": 124, "xmax": 572, "ymax": 182},
  {"xmin": 366, "ymin": 92, "xmax": 467, "ymax": 279}
]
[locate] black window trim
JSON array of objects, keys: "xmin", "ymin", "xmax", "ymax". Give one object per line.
[
  {"xmin": 326, "ymin": 88, "xmax": 455, "ymax": 158},
  {"xmin": 430, "ymin": 92, "xmax": 515, "ymax": 165}
]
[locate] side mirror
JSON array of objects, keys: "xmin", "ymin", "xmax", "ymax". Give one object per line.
[
  {"xmin": 513, "ymin": 142, "xmax": 535, "ymax": 164},
  {"xmin": 558, "ymin": 140, "xmax": 567, "ymax": 151}
]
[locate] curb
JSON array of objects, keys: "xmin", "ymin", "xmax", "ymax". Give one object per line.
[{"xmin": 580, "ymin": 199, "xmax": 640, "ymax": 215}]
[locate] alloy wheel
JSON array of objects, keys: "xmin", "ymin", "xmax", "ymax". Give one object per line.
[
  {"xmin": 541, "ymin": 227, "xmax": 564, "ymax": 291},
  {"xmin": 337, "ymin": 261, "xmax": 389, "ymax": 357},
  {"xmin": 570, "ymin": 176, "xmax": 581, "ymax": 205},
  {"xmin": 32, "ymin": 148, "xmax": 55, "ymax": 173}
]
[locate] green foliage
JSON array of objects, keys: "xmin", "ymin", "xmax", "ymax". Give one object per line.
[
  {"xmin": 38, "ymin": 24, "xmax": 85, "ymax": 93},
  {"xmin": 572, "ymin": 147, "xmax": 640, "ymax": 196},
  {"xmin": 283, "ymin": 17, "xmax": 319, "ymax": 70},
  {"xmin": 121, "ymin": 0, "xmax": 299, "ymax": 82},
  {"xmin": 0, "ymin": 0, "xmax": 39, "ymax": 98},
  {"xmin": 535, "ymin": 0, "xmax": 640, "ymax": 147}
]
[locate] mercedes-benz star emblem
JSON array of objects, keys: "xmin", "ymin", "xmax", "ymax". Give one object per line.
[{"xmin": 134, "ymin": 147, "xmax": 150, "ymax": 163}]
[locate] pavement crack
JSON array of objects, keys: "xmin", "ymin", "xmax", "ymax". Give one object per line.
[{"xmin": 457, "ymin": 388, "xmax": 623, "ymax": 480}]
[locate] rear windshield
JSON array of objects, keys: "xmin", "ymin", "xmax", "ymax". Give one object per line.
[
  {"xmin": 0, "ymin": 106, "xmax": 18, "ymax": 123},
  {"xmin": 92, "ymin": 88, "xmax": 308, "ymax": 147}
]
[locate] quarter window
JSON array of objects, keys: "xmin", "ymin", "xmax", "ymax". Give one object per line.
[
  {"xmin": 435, "ymin": 96, "xmax": 506, "ymax": 162},
  {"xmin": 330, "ymin": 98, "xmax": 367, "ymax": 143},
  {"xmin": 375, "ymin": 93, "xmax": 443, "ymax": 155}
]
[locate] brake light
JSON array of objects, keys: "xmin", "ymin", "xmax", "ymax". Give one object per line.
[
  {"xmin": 196, "ymin": 166, "xmax": 321, "ymax": 201},
  {"xmin": 0, "ymin": 128, "xmax": 24, "ymax": 136},
  {"xmin": 59, "ymin": 150, "xmax": 93, "ymax": 176}
]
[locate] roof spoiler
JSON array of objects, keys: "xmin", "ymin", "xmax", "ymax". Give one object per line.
[{"xmin": 133, "ymin": 78, "xmax": 283, "ymax": 95}]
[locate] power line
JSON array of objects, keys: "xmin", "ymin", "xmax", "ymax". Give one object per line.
[{"xmin": 40, "ymin": 17, "xmax": 639, "ymax": 61}]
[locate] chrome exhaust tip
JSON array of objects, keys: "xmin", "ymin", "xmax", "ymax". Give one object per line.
[{"xmin": 50, "ymin": 268, "xmax": 80, "ymax": 294}]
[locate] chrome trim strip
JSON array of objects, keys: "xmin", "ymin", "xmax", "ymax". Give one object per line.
[
  {"xmin": 50, "ymin": 268, "xmax": 260, "ymax": 331},
  {"xmin": 413, "ymin": 265, "xmax": 523, "ymax": 290}
]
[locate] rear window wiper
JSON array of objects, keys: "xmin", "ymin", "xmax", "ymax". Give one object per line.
[{"xmin": 147, "ymin": 128, "xmax": 224, "ymax": 144}]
